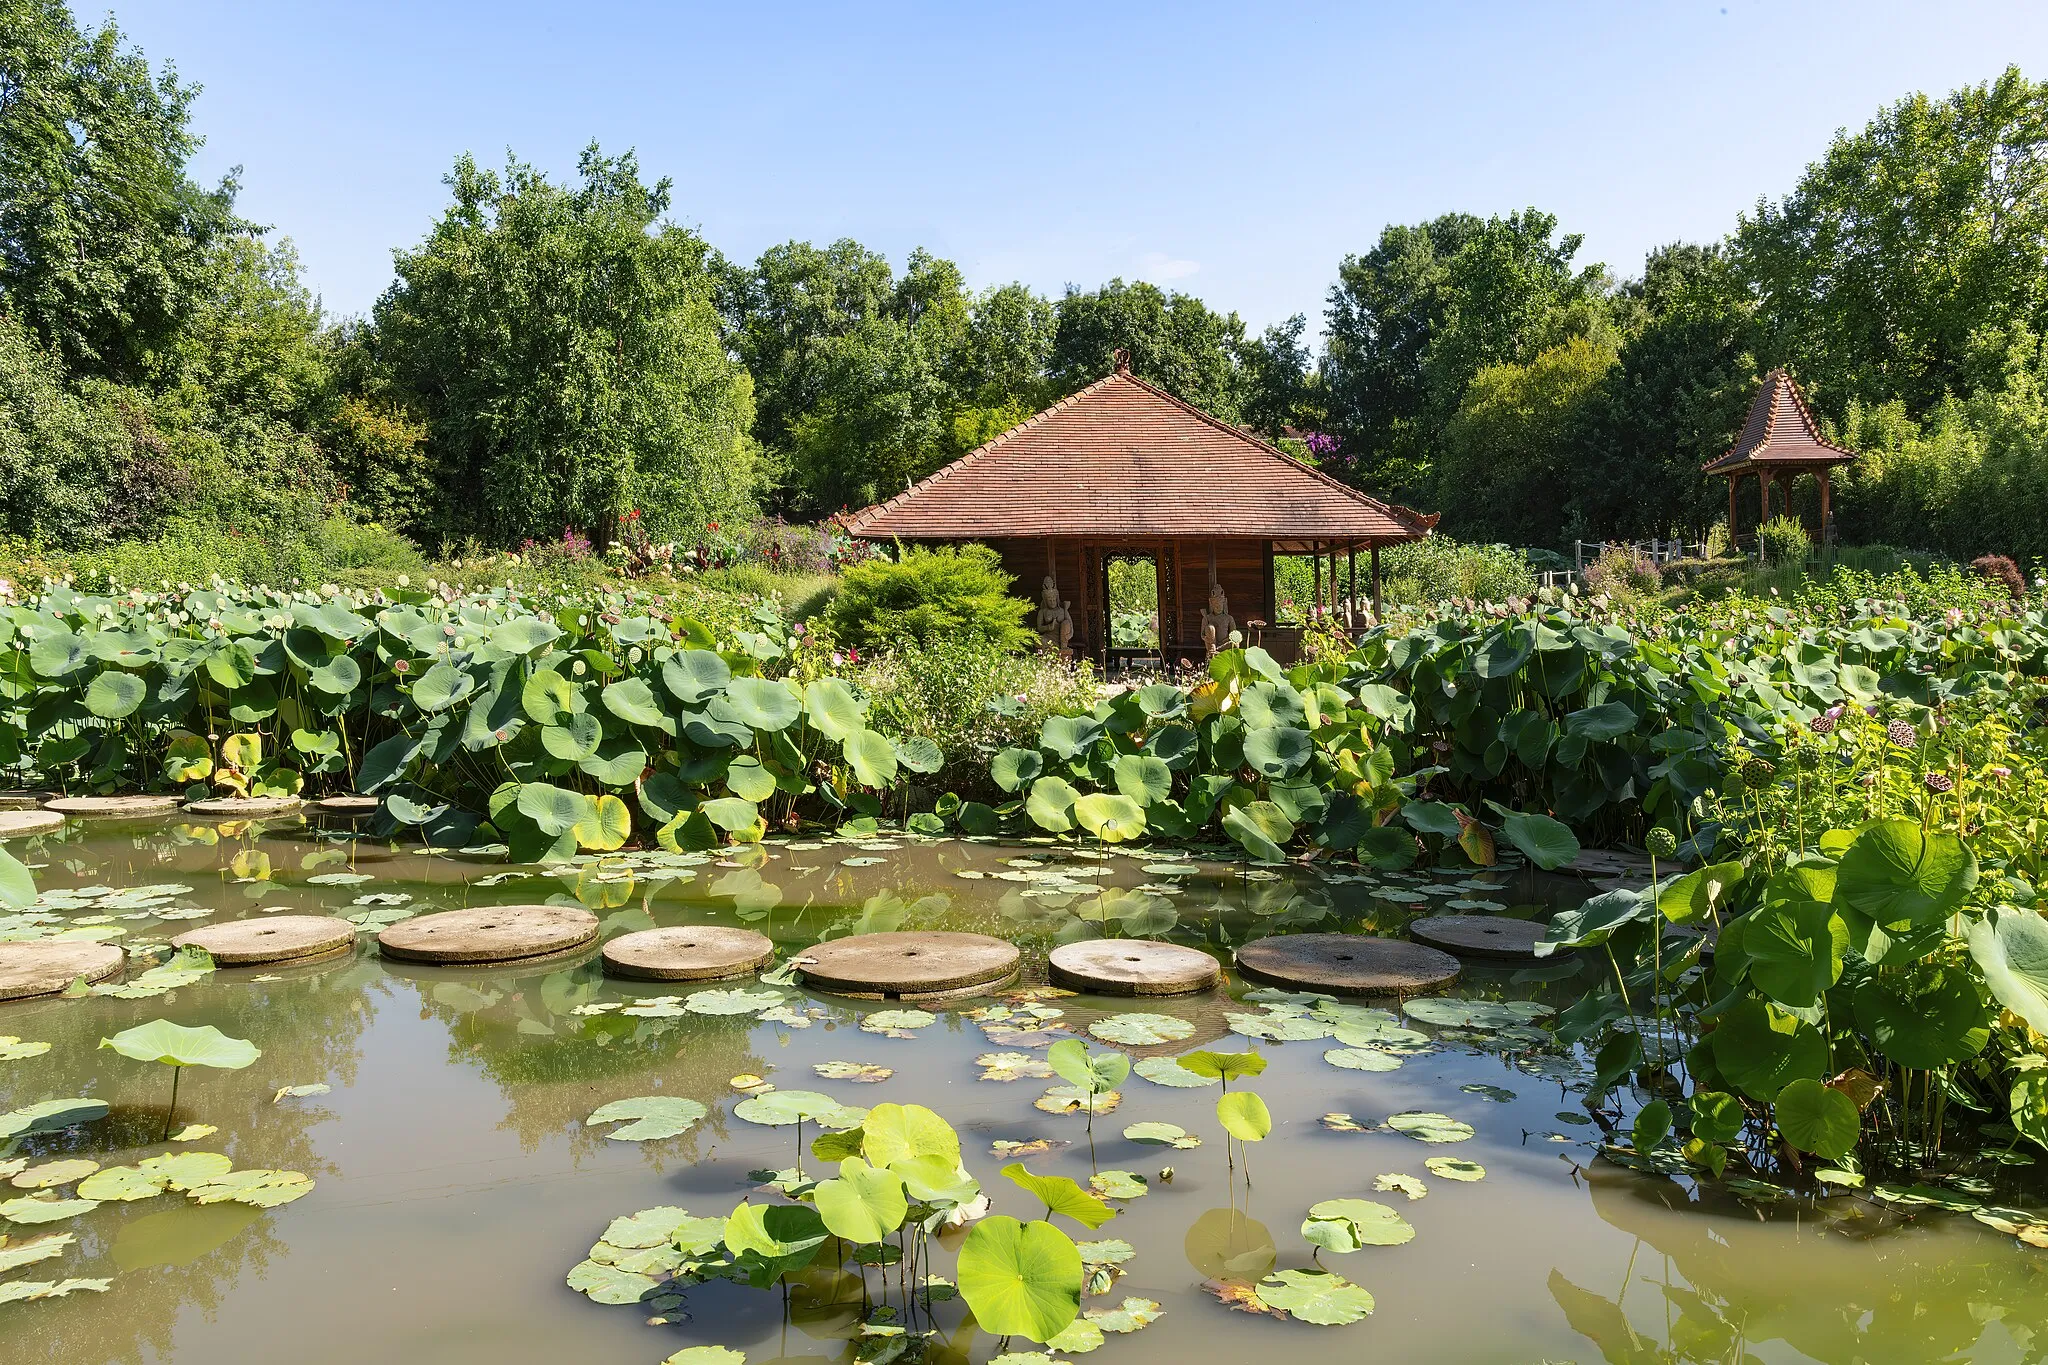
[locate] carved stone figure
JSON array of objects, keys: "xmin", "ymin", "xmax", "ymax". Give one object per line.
[
  {"xmin": 1199, "ymin": 582, "xmax": 1235, "ymax": 657},
  {"xmin": 1034, "ymin": 576, "xmax": 1074, "ymax": 654}
]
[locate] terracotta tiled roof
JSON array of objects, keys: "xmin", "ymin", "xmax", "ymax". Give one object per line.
[
  {"xmin": 1703, "ymin": 369, "xmax": 1857, "ymax": 474},
  {"xmin": 846, "ymin": 370, "xmax": 1436, "ymax": 545}
]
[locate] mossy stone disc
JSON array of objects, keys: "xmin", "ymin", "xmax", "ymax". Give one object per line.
[
  {"xmin": 310, "ymin": 795, "xmax": 380, "ymax": 818},
  {"xmin": 172, "ymin": 915, "xmax": 356, "ymax": 966},
  {"xmin": 1408, "ymin": 915, "xmax": 1547, "ymax": 961},
  {"xmin": 797, "ymin": 931, "xmax": 1019, "ymax": 1000},
  {"xmin": 0, "ymin": 792, "xmax": 54, "ymax": 812},
  {"xmin": 1049, "ymin": 939, "xmax": 1220, "ymax": 996},
  {"xmin": 1234, "ymin": 933, "xmax": 1460, "ymax": 996},
  {"xmin": 378, "ymin": 906, "xmax": 599, "ymax": 966},
  {"xmin": 0, "ymin": 941, "xmax": 124, "ymax": 1002},
  {"xmin": 603, "ymin": 926, "xmax": 775, "ymax": 982},
  {"xmin": 182, "ymin": 796, "xmax": 305, "ymax": 819},
  {"xmin": 0, "ymin": 810, "xmax": 63, "ymax": 836},
  {"xmin": 44, "ymin": 795, "xmax": 180, "ymax": 818}
]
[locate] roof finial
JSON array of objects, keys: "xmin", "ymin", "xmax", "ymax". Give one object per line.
[{"xmin": 1112, "ymin": 348, "xmax": 1131, "ymax": 375}]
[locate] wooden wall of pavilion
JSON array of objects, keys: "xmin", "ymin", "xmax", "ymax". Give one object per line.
[{"xmin": 983, "ymin": 537, "xmax": 1272, "ymax": 662}]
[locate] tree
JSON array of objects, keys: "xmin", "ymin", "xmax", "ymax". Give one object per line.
[
  {"xmin": 1434, "ymin": 335, "xmax": 1618, "ymax": 548},
  {"xmin": 1323, "ymin": 210, "xmax": 1609, "ymax": 499},
  {"xmin": 375, "ymin": 145, "xmax": 756, "ymax": 545},
  {"xmin": 1049, "ymin": 278, "xmax": 1246, "ymax": 419},
  {"xmin": 1237, "ymin": 313, "xmax": 1320, "ymax": 440},
  {"xmin": 1736, "ymin": 66, "xmax": 2048, "ymax": 419},
  {"xmin": 0, "ymin": 0, "xmax": 244, "ymax": 382}
]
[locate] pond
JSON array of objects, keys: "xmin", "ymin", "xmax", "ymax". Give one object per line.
[{"xmin": 2, "ymin": 816, "xmax": 2045, "ymax": 1365}]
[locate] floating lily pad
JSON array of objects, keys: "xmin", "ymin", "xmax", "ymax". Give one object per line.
[
  {"xmin": 733, "ymin": 1090, "xmax": 863, "ymax": 1129},
  {"xmin": 684, "ymin": 987, "xmax": 786, "ymax": 1016},
  {"xmin": 272, "ymin": 1083, "xmax": 331, "ymax": 1103},
  {"xmin": 0, "ymin": 1195, "xmax": 97, "ymax": 1225},
  {"xmin": 585, "ymin": 1096, "xmax": 709, "ymax": 1141},
  {"xmin": 306, "ymin": 872, "xmax": 374, "ymax": 886},
  {"xmin": 1226, "ymin": 1011, "xmax": 1335, "ymax": 1043},
  {"xmin": 977, "ymin": 1052, "xmax": 1053, "ymax": 1082},
  {"xmin": 567, "ymin": 1257, "xmax": 660, "ymax": 1305},
  {"xmin": 990, "ymin": 1138, "xmax": 1065, "ymax": 1159},
  {"xmin": 1460, "ymin": 1084, "xmax": 1517, "ymax": 1102},
  {"xmin": 1087, "ymin": 1013, "xmax": 1196, "ymax": 1046},
  {"xmin": 1046, "ymin": 1318, "xmax": 1103, "ymax": 1354},
  {"xmin": 1302, "ymin": 1198, "xmax": 1413, "ymax": 1251},
  {"xmin": 1323, "ymin": 1047, "xmax": 1403, "ymax": 1072},
  {"xmin": 840, "ymin": 857, "xmax": 888, "ymax": 868},
  {"xmin": 813, "ymin": 1061, "xmax": 893, "ymax": 1083},
  {"xmin": 1131, "ymin": 1056, "xmax": 1217, "ymax": 1088},
  {"xmin": 0, "ymin": 1036, "xmax": 49, "ymax": 1061},
  {"xmin": 1373, "ymin": 1173, "xmax": 1427, "ymax": 1200},
  {"xmin": 77, "ymin": 1165, "xmax": 166, "ymax": 1202},
  {"xmin": 1089, "ymin": 1169, "xmax": 1148, "ymax": 1200},
  {"xmin": 601, "ymin": 1206, "xmax": 701, "ymax": 1250},
  {"xmin": 860, "ymin": 1009, "xmax": 937, "ymax": 1035},
  {"xmin": 186, "ymin": 1169, "xmax": 315, "ymax": 1208},
  {"xmin": 9, "ymin": 1159, "xmax": 97, "ymax": 1189},
  {"xmin": 1387, "ymin": 1111, "xmax": 1476, "ymax": 1143},
  {"xmin": 1076, "ymin": 1237, "xmax": 1135, "ymax": 1266},
  {"xmin": 0, "ymin": 1277, "xmax": 110, "ymax": 1303},
  {"xmin": 1256, "ymin": 1268, "xmax": 1375, "ymax": 1325},
  {"xmin": 0, "ymin": 1231, "xmax": 72, "ymax": 1273},
  {"xmin": 1035, "ymin": 1086, "xmax": 1121, "ymax": 1116},
  {"xmin": 1401, "ymin": 998, "xmax": 1552, "ymax": 1029},
  {"xmin": 1121, "ymin": 1121, "xmax": 1200, "ymax": 1149},
  {"xmin": 1085, "ymin": 1295, "xmax": 1163, "ymax": 1332},
  {"xmin": 1424, "ymin": 1157, "xmax": 1486, "ymax": 1182}
]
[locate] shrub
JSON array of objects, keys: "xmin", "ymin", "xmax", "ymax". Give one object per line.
[
  {"xmin": 1758, "ymin": 515, "xmax": 1810, "ymax": 567},
  {"xmin": 825, "ymin": 544, "xmax": 1031, "ymax": 654},
  {"xmin": 854, "ymin": 637, "xmax": 1095, "ymax": 790},
  {"xmin": 1972, "ymin": 554, "xmax": 2027, "ymax": 599},
  {"xmin": 1582, "ymin": 543, "xmax": 1661, "ymax": 599}
]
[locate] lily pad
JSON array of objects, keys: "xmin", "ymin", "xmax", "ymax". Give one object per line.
[
  {"xmin": 1323, "ymin": 1047, "xmax": 1403, "ymax": 1072},
  {"xmin": 585, "ymin": 1096, "xmax": 710, "ymax": 1141},
  {"xmin": 1424, "ymin": 1157, "xmax": 1486, "ymax": 1181},
  {"xmin": 1373, "ymin": 1173, "xmax": 1427, "ymax": 1200},
  {"xmin": 1256, "ymin": 1268, "xmax": 1375, "ymax": 1325},
  {"xmin": 99, "ymin": 1019, "xmax": 260, "ymax": 1070},
  {"xmin": 1131, "ymin": 1056, "xmax": 1217, "ymax": 1088},
  {"xmin": 0, "ymin": 1231, "xmax": 72, "ymax": 1272},
  {"xmin": 958, "ymin": 1213, "xmax": 1085, "ymax": 1343},
  {"xmin": 1301, "ymin": 1198, "xmax": 1413, "ymax": 1251},
  {"xmin": 1085, "ymin": 1296, "xmax": 1163, "ymax": 1332},
  {"xmin": 1401, "ymin": 998, "xmax": 1551, "ymax": 1029},
  {"xmin": 813, "ymin": 1061, "xmax": 893, "ymax": 1083},
  {"xmin": 140, "ymin": 1151, "xmax": 234, "ymax": 1191},
  {"xmin": 1035, "ymin": 1086, "xmax": 1121, "ymax": 1116},
  {"xmin": 684, "ymin": 987, "xmax": 785, "ymax": 1016},
  {"xmin": 1088, "ymin": 1170, "xmax": 1149, "ymax": 1200},
  {"xmin": 1387, "ymin": 1111, "xmax": 1475, "ymax": 1143},
  {"xmin": 9, "ymin": 1159, "xmax": 97, "ymax": 1189},
  {"xmin": 978, "ymin": 1052, "xmax": 1054, "ymax": 1082},
  {"xmin": 1460, "ymin": 1084, "xmax": 1517, "ymax": 1102},
  {"xmin": 186, "ymin": 1169, "xmax": 316, "ymax": 1208},
  {"xmin": 1087, "ymin": 1013, "xmax": 1196, "ymax": 1046},
  {"xmin": 1121, "ymin": 1122, "xmax": 1200, "ymax": 1149},
  {"xmin": 567, "ymin": 1257, "xmax": 660, "ymax": 1305},
  {"xmin": 272, "ymin": 1083, "xmax": 331, "ymax": 1103},
  {"xmin": 860, "ymin": 1009, "xmax": 937, "ymax": 1035},
  {"xmin": 0, "ymin": 1037, "xmax": 49, "ymax": 1061},
  {"xmin": 0, "ymin": 1195, "xmax": 98, "ymax": 1225}
]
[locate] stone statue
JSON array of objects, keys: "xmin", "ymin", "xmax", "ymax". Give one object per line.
[
  {"xmin": 1034, "ymin": 576, "xmax": 1074, "ymax": 655},
  {"xmin": 1199, "ymin": 582, "xmax": 1235, "ymax": 657}
]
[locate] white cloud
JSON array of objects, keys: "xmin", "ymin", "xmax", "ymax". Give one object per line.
[{"xmin": 1136, "ymin": 250, "xmax": 1200, "ymax": 282}]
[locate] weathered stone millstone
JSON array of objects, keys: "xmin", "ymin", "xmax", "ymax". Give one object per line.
[
  {"xmin": 172, "ymin": 915, "xmax": 356, "ymax": 967},
  {"xmin": 1408, "ymin": 914, "xmax": 1548, "ymax": 961},
  {"xmin": 0, "ymin": 941, "xmax": 124, "ymax": 1002},
  {"xmin": 0, "ymin": 810, "xmax": 63, "ymax": 836},
  {"xmin": 182, "ymin": 796, "xmax": 305, "ymax": 819},
  {"xmin": 44, "ymin": 795, "xmax": 180, "ymax": 819},
  {"xmin": 310, "ymin": 795, "xmax": 380, "ymax": 818},
  {"xmin": 796, "ymin": 931, "xmax": 1019, "ymax": 1001},
  {"xmin": 378, "ymin": 905, "xmax": 599, "ymax": 966},
  {"xmin": 1048, "ymin": 939, "xmax": 1220, "ymax": 996},
  {"xmin": 1567, "ymin": 848, "xmax": 1656, "ymax": 879},
  {"xmin": 0, "ymin": 791, "xmax": 54, "ymax": 811},
  {"xmin": 603, "ymin": 926, "xmax": 775, "ymax": 982},
  {"xmin": 1233, "ymin": 933, "xmax": 1460, "ymax": 996}
]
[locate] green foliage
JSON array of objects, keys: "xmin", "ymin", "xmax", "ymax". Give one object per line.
[
  {"xmin": 1757, "ymin": 516, "xmax": 1809, "ymax": 568},
  {"xmin": 823, "ymin": 544, "xmax": 1031, "ymax": 654},
  {"xmin": 1436, "ymin": 336, "xmax": 1619, "ymax": 546},
  {"xmin": 1048, "ymin": 278, "xmax": 1247, "ymax": 419},
  {"xmin": 376, "ymin": 146, "xmax": 756, "ymax": 546}
]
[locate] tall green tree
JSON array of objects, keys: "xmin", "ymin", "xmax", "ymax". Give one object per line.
[
  {"xmin": 0, "ymin": 0, "xmax": 244, "ymax": 382},
  {"xmin": 1323, "ymin": 210, "xmax": 1609, "ymax": 499},
  {"xmin": 1237, "ymin": 313, "xmax": 1320, "ymax": 440},
  {"xmin": 375, "ymin": 146, "xmax": 756, "ymax": 545},
  {"xmin": 1049, "ymin": 278, "xmax": 1246, "ymax": 419},
  {"xmin": 1737, "ymin": 66, "xmax": 2048, "ymax": 418}
]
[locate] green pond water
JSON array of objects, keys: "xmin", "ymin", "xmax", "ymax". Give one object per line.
[{"xmin": 2, "ymin": 817, "xmax": 2046, "ymax": 1365}]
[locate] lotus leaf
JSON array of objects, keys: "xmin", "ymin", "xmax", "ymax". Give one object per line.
[
  {"xmin": 0, "ymin": 1037, "xmax": 49, "ymax": 1061},
  {"xmin": 0, "ymin": 1231, "xmax": 71, "ymax": 1273},
  {"xmin": 1835, "ymin": 819, "xmax": 1977, "ymax": 926},
  {"xmin": 567, "ymin": 1257, "xmax": 661, "ymax": 1304},
  {"xmin": 814, "ymin": 1061, "xmax": 893, "ymax": 1083},
  {"xmin": 813, "ymin": 1157, "xmax": 908, "ymax": 1244},
  {"xmin": 586, "ymin": 1096, "xmax": 708, "ymax": 1141},
  {"xmin": 1073, "ymin": 792, "xmax": 1146, "ymax": 842},
  {"xmin": 1324, "ymin": 1047, "xmax": 1403, "ymax": 1072},
  {"xmin": 958, "ymin": 1215, "xmax": 1084, "ymax": 1343},
  {"xmin": 1852, "ymin": 964, "xmax": 1990, "ymax": 1068},
  {"xmin": 1302, "ymin": 1198, "xmax": 1412, "ymax": 1252},
  {"xmin": 1711, "ymin": 998, "xmax": 1829, "ymax": 1101},
  {"xmin": 978, "ymin": 1052, "xmax": 1053, "ymax": 1082},
  {"xmin": 9, "ymin": 1159, "xmax": 96, "ymax": 1189},
  {"xmin": 1774, "ymin": 1078, "xmax": 1860, "ymax": 1160},
  {"xmin": 1088, "ymin": 1169, "xmax": 1148, "ymax": 1200},
  {"xmin": 100, "ymin": 1020, "xmax": 259, "ymax": 1070},
  {"xmin": 1, "ymin": 1196, "xmax": 97, "ymax": 1224},
  {"xmin": 1131, "ymin": 1056, "xmax": 1216, "ymax": 1088},
  {"xmin": 861, "ymin": 1103, "xmax": 960, "ymax": 1166},
  {"xmin": 663, "ymin": 650, "xmax": 731, "ymax": 703},
  {"xmin": 1087, "ymin": 1013, "xmax": 1195, "ymax": 1046},
  {"xmin": 1255, "ymin": 1268, "xmax": 1375, "ymax": 1325},
  {"xmin": 1386, "ymin": 1111, "xmax": 1474, "ymax": 1143},
  {"xmin": 1035, "ymin": 1086, "xmax": 1121, "ymax": 1116},
  {"xmin": 1215, "ymin": 1091, "xmax": 1272, "ymax": 1142},
  {"xmin": 0, "ymin": 1099, "xmax": 108, "ymax": 1141},
  {"xmin": 1969, "ymin": 907, "xmax": 2048, "ymax": 1035}
]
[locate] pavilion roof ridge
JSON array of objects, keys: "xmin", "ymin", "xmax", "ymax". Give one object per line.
[{"xmin": 1703, "ymin": 368, "xmax": 1856, "ymax": 474}]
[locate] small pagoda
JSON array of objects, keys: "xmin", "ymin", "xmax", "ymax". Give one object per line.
[
  {"xmin": 845, "ymin": 354, "xmax": 1435, "ymax": 665},
  {"xmin": 1703, "ymin": 369, "xmax": 1858, "ymax": 548}
]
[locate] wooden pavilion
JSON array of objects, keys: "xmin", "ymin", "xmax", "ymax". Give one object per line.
[
  {"xmin": 1703, "ymin": 369, "xmax": 1857, "ymax": 547},
  {"xmin": 844, "ymin": 355, "xmax": 1436, "ymax": 667}
]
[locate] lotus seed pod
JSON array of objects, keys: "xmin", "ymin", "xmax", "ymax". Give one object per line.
[{"xmin": 1644, "ymin": 828, "xmax": 1678, "ymax": 859}]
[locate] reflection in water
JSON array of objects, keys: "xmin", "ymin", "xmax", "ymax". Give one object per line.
[{"xmin": 2, "ymin": 817, "xmax": 2045, "ymax": 1364}]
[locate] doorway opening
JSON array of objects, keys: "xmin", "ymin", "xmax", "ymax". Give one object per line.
[{"xmin": 1104, "ymin": 553, "xmax": 1161, "ymax": 655}]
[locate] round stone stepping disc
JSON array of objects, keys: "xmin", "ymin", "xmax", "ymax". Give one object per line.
[
  {"xmin": 1568, "ymin": 848, "xmax": 1655, "ymax": 879},
  {"xmin": 0, "ymin": 810, "xmax": 63, "ymax": 836},
  {"xmin": 0, "ymin": 941, "xmax": 124, "ymax": 1002},
  {"xmin": 1408, "ymin": 915, "xmax": 1548, "ymax": 961},
  {"xmin": 1049, "ymin": 939, "xmax": 1220, "ymax": 996},
  {"xmin": 183, "ymin": 796, "xmax": 305, "ymax": 819},
  {"xmin": 310, "ymin": 795, "xmax": 379, "ymax": 818},
  {"xmin": 1234, "ymin": 933, "xmax": 1460, "ymax": 996},
  {"xmin": 797, "ymin": 931, "xmax": 1019, "ymax": 1000},
  {"xmin": 0, "ymin": 792, "xmax": 54, "ymax": 812},
  {"xmin": 44, "ymin": 795, "xmax": 180, "ymax": 818},
  {"xmin": 378, "ymin": 906, "xmax": 599, "ymax": 966},
  {"xmin": 172, "ymin": 915, "xmax": 356, "ymax": 967},
  {"xmin": 604, "ymin": 926, "xmax": 775, "ymax": 982}
]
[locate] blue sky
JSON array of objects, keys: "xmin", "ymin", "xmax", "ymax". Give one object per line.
[{"xmin": 110, "ymin": 1, "xmax": 2048, "ymax": 333}]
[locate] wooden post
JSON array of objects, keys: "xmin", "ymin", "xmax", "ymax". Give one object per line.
[
  {"xmin": 1369, "ymin": 543, "xmax": 1382, "ymax": 621},
  {"xmin": 1311, "ymin": 542, "xmax": 1322, "ymax": 624},
  {"xmin": 1347, "ymin": 546, "xmax": 1357, "ymax": 630},
  {"xmin": 1819, "ymin": 467, "xmax": 1833, "ymax": 545},
  {"xmin": 1759, "ymin": 468, "xmax": 1770, "ymax": 529}
]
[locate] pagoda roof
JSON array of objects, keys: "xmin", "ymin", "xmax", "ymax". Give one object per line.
[
  {"xmin": 1703, "ymin": 369, "xmax": 1857, "ymax": 474},
  {"xmin": 845, "ymin": 366, "xmax": 1435, "ymax": 549}
]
